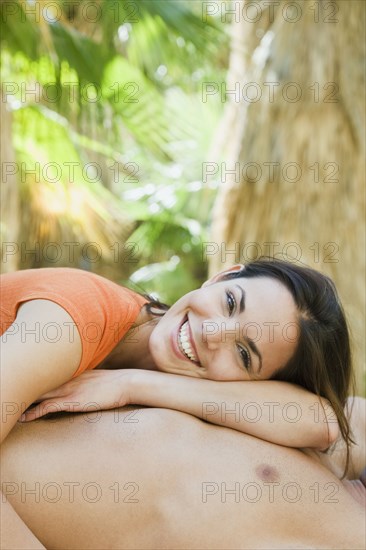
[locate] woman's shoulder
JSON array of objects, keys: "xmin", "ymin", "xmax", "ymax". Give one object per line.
[
  {"xmin": 1, "ymin": 267, "xmax": 140, "ymax": 298},
  {"xmin": 1, "ymin": 267, "xmax": 95, "ymax": 287},
  {"xmin": 1, "ymin": 268, "xmax": 147, "ymax": 332}
]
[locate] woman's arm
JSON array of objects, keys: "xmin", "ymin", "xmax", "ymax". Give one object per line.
[
  {"xmin": 128, "ymin": 370, "xmax": 339, "ymax": 450},
  {"xmin": 1, "ymin": 299, "xmax": 82, "ymax": 548},
  {"xmin": 1, "ymin": 299, "xmax": 82, "ymax": 444},
  {"xmin": 22, "ymin": 368, "xmax": 339, "ymax": 450}
]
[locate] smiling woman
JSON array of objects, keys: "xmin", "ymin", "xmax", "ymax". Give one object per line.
[
  {"xmin": 1, "ymin": 259, "xmax": 353, "ymax": 465},
  {"xmin": 149, "ymin": 267, "xmax": 299, "ymax": 381},
  {"xmin": 147, "ymin": 258, "xmax": 354, "ymax": 468}
]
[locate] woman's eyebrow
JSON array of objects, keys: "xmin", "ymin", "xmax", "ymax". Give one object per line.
[
  {"xmin": 235, "ymin": 284, "xmax": 263, "ymax": 374},
  {"xmin": 235, "ymin": 284, "xmax": 245, "ymax": 313}
]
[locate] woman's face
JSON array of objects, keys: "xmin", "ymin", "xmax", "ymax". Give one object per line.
[{"xmin": 149, "ymin": 267, "xmax": 299, "ymax": 381}]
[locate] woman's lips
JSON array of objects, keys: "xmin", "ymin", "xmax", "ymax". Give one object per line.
[
  {"xmin": 171, "ymin": 314, "xmax": 202, "ymax": 366},
  {"xmin": 185, "ymin": 316, "xmax": 200, "ymax": 361},
  {"xmin": 171, "ymin": 314, "xmax": 188, "ymax": 361}
]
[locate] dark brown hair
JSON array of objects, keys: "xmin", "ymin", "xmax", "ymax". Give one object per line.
[{"xmin": 222, "ymin": 257, "xmax": 355, "ymax": 475}]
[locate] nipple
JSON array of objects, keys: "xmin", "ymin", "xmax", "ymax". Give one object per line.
[{"xmin": 255, "ymin": 463, "xmax": 280, "ymax": 483}]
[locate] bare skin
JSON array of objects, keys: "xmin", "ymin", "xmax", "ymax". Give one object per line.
[
  {"xmin": 1, "ymin": 407, "xmax": 365, "ymax": 550},
  {"xmin": 0, "ymin": 265, "xmax": 354, "ymax": 547}
]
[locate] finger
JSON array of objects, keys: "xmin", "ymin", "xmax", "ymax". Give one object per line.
[{"xmin": 19, "ymin": 400, "xmax": 65, "ymax": 422}]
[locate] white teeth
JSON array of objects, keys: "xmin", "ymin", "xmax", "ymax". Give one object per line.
[{"xmin": 178, "ymin": 320, "xmax": 198, "ymax": 363}]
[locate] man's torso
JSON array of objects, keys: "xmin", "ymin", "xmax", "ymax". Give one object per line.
[{"xmin": 1, "ymin": 408, "xmax": 364, "ymax": 549}]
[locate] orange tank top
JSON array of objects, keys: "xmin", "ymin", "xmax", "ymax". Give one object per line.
[{"xmin": 0, "ymin": 268, "xmax": 148, "ymax": 377}]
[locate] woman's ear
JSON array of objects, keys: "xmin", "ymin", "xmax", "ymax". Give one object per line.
[{"xmin": 202, "ymin": 264, "xmax": 245, "ymax": 288}]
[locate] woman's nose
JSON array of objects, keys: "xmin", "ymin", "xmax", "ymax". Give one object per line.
[{"xmin": 202, "ymin": 318, "xmax": 240, "ymax": 348}]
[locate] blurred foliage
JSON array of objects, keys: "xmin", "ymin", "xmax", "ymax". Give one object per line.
[{"xmin": 1, "ymin": 0, "xmax": 230, "ymax": 303}]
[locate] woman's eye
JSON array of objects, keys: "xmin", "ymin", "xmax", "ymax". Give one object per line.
[
  {"xmin": 237, "ymin": 344, "xmax": 251, "ymax": 371},
  {"xmin": 226, "ymin": 290, "xmax": 235, "ymax": 315}
]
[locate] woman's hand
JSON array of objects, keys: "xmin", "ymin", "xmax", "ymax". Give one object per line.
[{"xmin": 19, "ymin": 369, "xmax": 135, "ymax": 422}]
